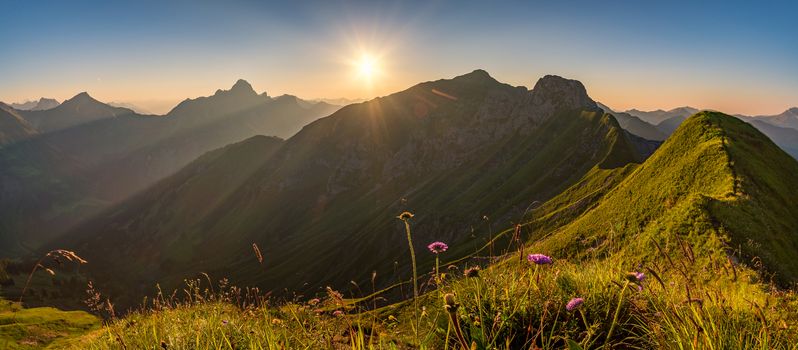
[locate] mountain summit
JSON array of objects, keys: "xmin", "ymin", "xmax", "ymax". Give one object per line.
[
  {"xmin": 20, "ymin": 92, "xmax": 134, "ymax": 132},
  {"xmin": 531, "ymin": 75, "xmax": 596, "ymax": 111},
  {"xmin": 215, "ymin": 79, "xmax": 258, "ymax": 97}
]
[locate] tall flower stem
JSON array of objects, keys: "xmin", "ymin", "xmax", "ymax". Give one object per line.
[
  {"xmin": 435, "ymin": 255, "xmax": 440, "ymax": 285},
  {"xmin": 399, "ymin": 213, "xmax": 419, "ymax": 343},
  {"xmin": 402, "ymin": 219, "xmax": 419, "ymax": 300},
  {"xmin": 604, "ymin": 280, "xmax": 629, "ymax": 348},
  {"xmin": 579, "ymin": 309, "xmax": 594, "ymax": 347}
]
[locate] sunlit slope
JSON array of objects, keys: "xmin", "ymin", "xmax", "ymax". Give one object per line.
[
  {"xmin": 63, "ymin": 71, "xmax": 649, "ymax": 307},
  {"xmin": 536, "ymin": 111, "xmax": 798, "ymax": 282}
]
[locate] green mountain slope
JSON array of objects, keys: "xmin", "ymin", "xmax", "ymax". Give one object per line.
[
  {"xmin": 535, "ymin": 111, "xmax": 798, "ymax": 282},
  {"xmin": 66, "ymin": 112, "xmax": 798, "ymax": 350},
  {"xmin": 62, "ymin": 70, "xmax": 650, "ymax": 308}
]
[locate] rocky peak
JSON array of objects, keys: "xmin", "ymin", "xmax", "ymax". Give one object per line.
[
  {"xmin": 785, "ymin": 107, "xmax": 798, "ymax": 116},
  {"xmin": 216, "ymin": 79, "xmax": 257, "ymax": 97},
  {"xmin": 33, "ymin": 97, "xmax": 60, "ymax": 110},
  {"xmin": 530, "ymin": 75, "xmax": 596, "ymax": 110},
  {"xmin": 63, "ymin": 92, "xmax": 99, "ymax": 106}
]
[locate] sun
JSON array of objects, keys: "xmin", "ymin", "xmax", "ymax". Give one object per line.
[{"xmin": 355, "ymin": 54, "xmax": 379, "ymax": 80}]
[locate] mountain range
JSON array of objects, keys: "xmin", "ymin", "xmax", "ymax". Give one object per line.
[
  {"xmin": 0, "ymin": 81, "xmax": 339, "ymax": 257},
  {"xmin": 1, "ymin": 71, "xmax": 797, "ymax": 313},
  {"xmin": 8, "ymin": 98, "xmax": 60, "ymax": 111},
  {"xmin": 598, "ymin": 104, "xmax": 798, "ymax": 158},
  {"xmin": 51, "ymin": 70, "xmax": 656, "ymax": 306}
]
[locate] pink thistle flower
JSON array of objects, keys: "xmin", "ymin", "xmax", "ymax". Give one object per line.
[
  {"xmin": 527, "ymin": 253, "xmax": 553, "ymax": 265},
  {"xmin": 427, "ymin": 241, "xmax": 448, "ymax": 254},
  {"xmin": 566, "ymin": 297, "xmax": 584, "ymax": 311}
]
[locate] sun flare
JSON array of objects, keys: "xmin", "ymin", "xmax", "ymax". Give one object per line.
[{"xmin": 356, "ymin": 54, "xmax": 379, "ymax": 80}]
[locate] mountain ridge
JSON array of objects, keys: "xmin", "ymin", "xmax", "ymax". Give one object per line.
[
  {"xmin": 0, "ymin": 80, "xmax": 339, "ymax": 257},
  {"xmin": 57, "ymin": 70, "xmax": 649, "ymax": 308}
]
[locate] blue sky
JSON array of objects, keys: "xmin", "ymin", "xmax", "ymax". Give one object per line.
[{"xmin": 1, "ymin": 0, "xmax": 796, "ymax": 114}]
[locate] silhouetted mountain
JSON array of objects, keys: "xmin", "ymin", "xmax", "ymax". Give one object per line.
[
  {"xmin": 625, "ymin": 106, "xmax": 699, "ymax": 125},
  {"xmin": 20, "ymin": 93, "xmax": 135, "ymax": 133},
  {"xmin": 655, "ymin": 114, "xmax": 688, "ymax": 135},
  {"xmin": 8, "ymin": 98, "xmax": 60, "ymax": 111},
  {"xmin": 746, "ymin": 120, "xmax": 798, "ymax": 158},
  {"xmin": 597, "ymin": 104, "xmax": 667, "ymax": 141},
  {"xmin": 60, "ymin": 70, "xmax": 650, "ymax": 307},
  {"xmin": 312, "ymin": 97, "xmax": 368, "ymax": 106},
  {"xmin": 748, "ymin": 107, "xmax": 798, "ymax": 130},
  {"xmin": 108, "ymin": 101, "xmax": 152, "ymax": 114},
  {"xmin": 0, "ymin": 80, "xmax": 339, "ymax": 257},
  {"xmin": 0, "ymin": 103, "xmax": 38, "ymax": 145}
]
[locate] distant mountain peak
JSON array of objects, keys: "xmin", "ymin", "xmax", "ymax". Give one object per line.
[
  {"xmin": 786, "ymin": 107, "xmax": 798, "ymax": 115},
  {"xmin": 231, "ymin": 79, "xmax": 254, "ymax": 91},
  {"xmin": 9, "ymin": 97, "xmax": 60, "ymax": 111},
  {"xmin": 213, "ymin": 79, "xmax": 258, "ymax": 98},
  {"xmin": 64, "ymin": 92, "xmax": 98, "ymax": 104},
  {"xmin": 451, "ymin": 69, "xmax": 498, "ymax": 84}
]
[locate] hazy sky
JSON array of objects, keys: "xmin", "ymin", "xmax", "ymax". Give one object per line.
[{"xmin": 1, "ymin": 0, "xmax": 796, "ymax": 115}]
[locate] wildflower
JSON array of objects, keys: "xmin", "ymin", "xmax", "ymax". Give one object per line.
[
  {"xmin": 566, "ymin": 297, "xmax": 584, "ymax": 311},
  {"xmin": 527, "ymin": 253, "xmax": 553, "ymax": 265},
  {"xmin": 464, "ymin": 266, "xmax": 480, "ymax": 278},
  {"xmin": 427, "ymin": 241, "xmax": 448, "ymax": 254},
  {"xmin": 271, "ymin": 318, "xmax": 283, "ymax": 325},
  {"xmin": 332, "ymin": 310, "xmax": 344, "ymax": 317},
  {"xmin": 307, "ymin": 298, "xmax": 320, "ymax": 306},
  {"xmin": 625, "ymin": 271, "xmax": 645, "ymax": 290},
  {"xmin": 221, "ymin": 319, "xmax": 229, "ymax": 325}
]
